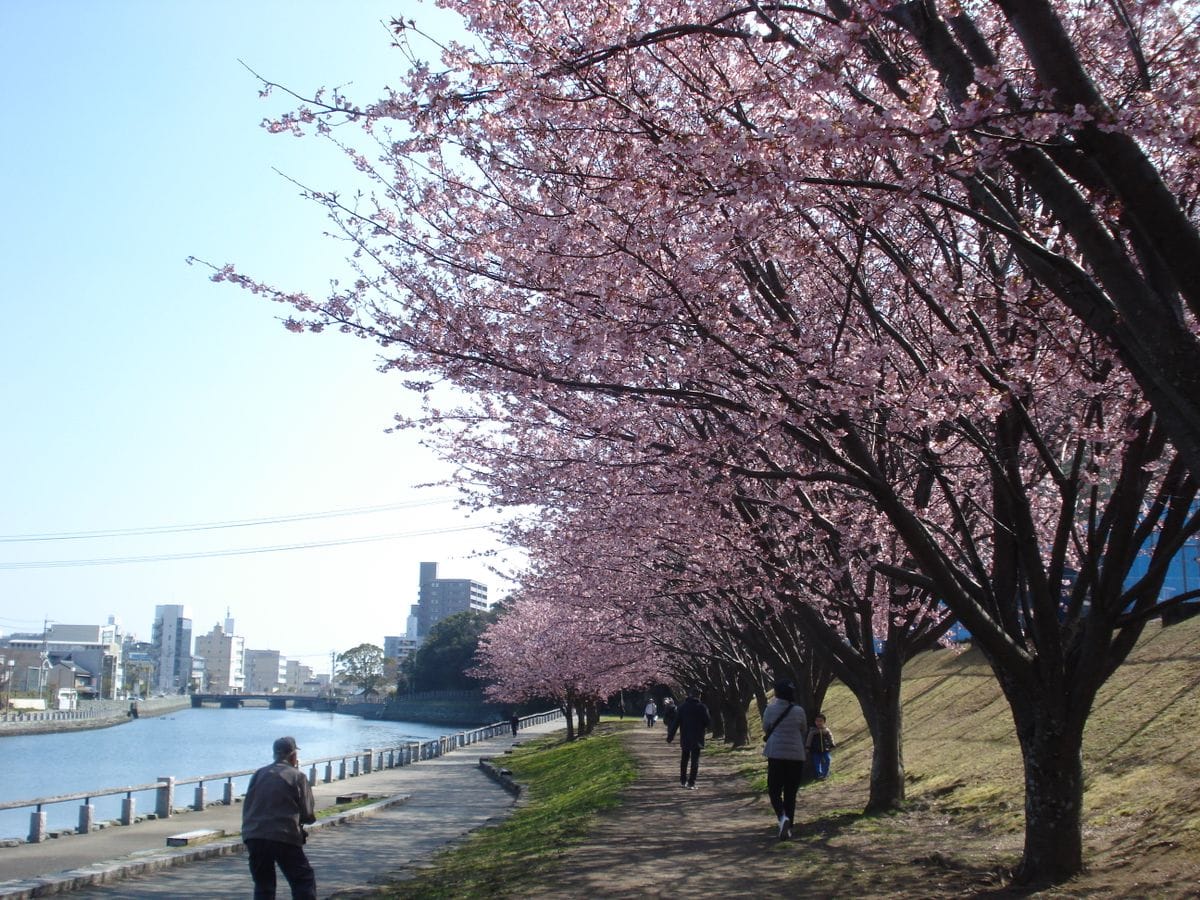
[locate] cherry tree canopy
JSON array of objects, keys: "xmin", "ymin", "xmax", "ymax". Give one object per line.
[{"xmin": 217, "ymin": 0, "xmax": 1200, "ymax": 884}]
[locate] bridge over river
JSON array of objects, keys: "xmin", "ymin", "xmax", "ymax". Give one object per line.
[{"xmin": 187, "ymin": 693, "xmax": 338, "ymax": 710}]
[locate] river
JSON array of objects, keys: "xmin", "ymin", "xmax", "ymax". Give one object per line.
[{"xmin": 0, "ymin": 707, "xmax": 455, "ymax": 842}]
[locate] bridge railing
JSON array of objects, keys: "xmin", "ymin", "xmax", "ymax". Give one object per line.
[{"xmin": 0, "ymin": 708, "xmax": 563, "ymax": 844}]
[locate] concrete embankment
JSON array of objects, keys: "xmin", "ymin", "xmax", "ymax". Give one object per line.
[
  {"xmin": 381, "ymin": 691, "xmax": 507, "ymax": 725},
  {"xmin": 0, "ymin": 697, "xmax": 190, "ymax": 737}
]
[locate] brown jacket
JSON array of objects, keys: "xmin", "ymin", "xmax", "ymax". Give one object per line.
[{"xmin": 241, "ymin": 760, "xmax": 316, "ymax": 845}]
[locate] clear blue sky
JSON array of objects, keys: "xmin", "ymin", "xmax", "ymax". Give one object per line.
[{"xmin": 0, "ymin": 1, "xmax": 516, "ymax": 671}]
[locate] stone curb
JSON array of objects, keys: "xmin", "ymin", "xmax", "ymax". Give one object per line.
[
  {"xmin": 0, "ymin": 795, "xmax": 409, "ymax": 899},
  {"xmin": 478, "ymin": 757, "xmax": 522, "ymax": 798}
]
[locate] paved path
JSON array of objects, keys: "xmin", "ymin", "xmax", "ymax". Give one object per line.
[{"xmin": 0, "ymin": 719, "xmax": 563, "ymax": 898}]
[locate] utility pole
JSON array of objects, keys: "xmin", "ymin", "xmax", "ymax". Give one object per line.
[{"xmin": 38, "ymin": 618, "xmax": 53, "ymax": 705}]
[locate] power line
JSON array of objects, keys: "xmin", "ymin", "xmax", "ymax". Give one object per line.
[
  {"xmin": 0, "ymin": 615, "xmax": 46, "ymax": 627},
  {"xmin": 0, "ymin": 522, "xmax": 494, "ymax": 570},
  {"xmin": 0, "ymin": 498, "xmax": 459, "ymax": 543}
]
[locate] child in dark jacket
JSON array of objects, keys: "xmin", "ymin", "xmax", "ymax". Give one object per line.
[{"xmin": 807, "ymin": 714, "xmax": 836, "ymax": 780}]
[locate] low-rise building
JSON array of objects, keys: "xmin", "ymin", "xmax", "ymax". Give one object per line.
[
  {"xmin": 122, "ymin": 640, "xmax": 155, "ymax": 699},
  {"xmin": 284, "ymin": 659, "xmax": 313, "ymax": 693},
  {"xmin": 244, "ymin": 649, "xmax": 286, "ymax": 693},
  {"xmin": 1, "ymin": 618, "xmax": 124, "ymax": 699}
]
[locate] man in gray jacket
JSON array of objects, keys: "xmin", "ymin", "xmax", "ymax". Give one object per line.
[{"xmin": 242, "ymin": 736, "xmax": 317, "ymax": 899}]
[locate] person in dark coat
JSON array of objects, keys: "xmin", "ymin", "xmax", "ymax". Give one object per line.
[
  {"xmin": 242, "ymin": 736, "xmax": 317, "ymax": 899},
  {"xmin": 660, "ymin": 697, "xmax": 677, "ymax": 732},
  {"xmin": 666, "ymin": 691, "xmax": 711, "ymax": 788}
]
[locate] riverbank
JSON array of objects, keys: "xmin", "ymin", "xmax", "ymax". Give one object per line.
[
  {"xmin": 0, "ymin": 716, "xmax": 566, "ymax": 898},
  {"xmin": 0, "ymin": 697, "xmax": 191, "ymax": 737}
]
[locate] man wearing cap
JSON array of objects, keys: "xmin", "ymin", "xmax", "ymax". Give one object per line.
[{"xmin": 242, "ymin": 736, "xmax": 317, "ymax": 899}]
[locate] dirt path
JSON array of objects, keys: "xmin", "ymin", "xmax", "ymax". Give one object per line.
[
  {"xmin": 520, "ymin": 725, "xmax": 1032, "ymax": 900},
  {"xmin": 520, "ymin": 723, "xmax": 789, "ymax": 899}
]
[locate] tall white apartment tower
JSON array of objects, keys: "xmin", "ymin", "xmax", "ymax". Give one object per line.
[{"xmin": 151, "ymin": 604, "xmax": 193, "ymax": 693}]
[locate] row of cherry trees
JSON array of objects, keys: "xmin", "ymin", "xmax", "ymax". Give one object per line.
[{"xmin": 216, "ymin": 0, "xmax": 1200, "ymax": 885}]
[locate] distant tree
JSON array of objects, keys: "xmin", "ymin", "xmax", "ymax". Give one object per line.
[
  {"xmin": 383, "ymin": 655, "xmax": 410, "ymax": 698},
  {"xmin": 336, "ymin": 643, "xmax": 385, "ymax": 696},
  {"xmin": 409, "ymin": 610, "xmax": 496, "ymax": 692}
]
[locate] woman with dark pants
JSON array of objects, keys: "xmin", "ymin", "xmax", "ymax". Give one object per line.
[{"xmin": 761, "ymin": 679, "xmax": 808, "ymax": 840}]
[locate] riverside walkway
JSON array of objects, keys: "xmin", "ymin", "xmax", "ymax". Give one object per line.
[{"xmin": 0, "ymin": 717, "xmax": 564, "ymax": 898}]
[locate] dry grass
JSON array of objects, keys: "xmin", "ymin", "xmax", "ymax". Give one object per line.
[{"xmin": 800, "ymin": 613, "xmax": 1200, "ymax": 895}]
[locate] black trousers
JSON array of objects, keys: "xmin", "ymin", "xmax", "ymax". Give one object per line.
[
  {"xmin": 679, "ymin": 746, "xmax": 701, "ymax": 785},
  {"xmin": 246, "ymin": 838, "xmax": 317, "ymax": 900},
  {"xmin": 767, "ymin": 758, "xmax": 805, "ymax": 822}
]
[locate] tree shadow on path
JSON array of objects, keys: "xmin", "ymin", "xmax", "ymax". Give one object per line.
[{"xmin": 521, "ymin": 725, "xmax": 1027, "ymax": 900}]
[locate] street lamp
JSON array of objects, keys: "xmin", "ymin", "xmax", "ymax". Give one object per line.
[
  {"xmin": 38, "ymin": 618, "xmax": 55, "ymax": 707},
  {"xmin": 39, "ymin": 656, "xmax": 53, "ymax": 707}
]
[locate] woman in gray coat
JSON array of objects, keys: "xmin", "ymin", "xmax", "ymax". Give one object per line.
[{"xmin": 761, "ymin": 679, "xmax": 808, "ymax": 839}]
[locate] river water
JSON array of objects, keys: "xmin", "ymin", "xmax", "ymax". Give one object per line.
[{"xmin": 0, "ymin": 707, "xmax": 454, "ymax": 841}]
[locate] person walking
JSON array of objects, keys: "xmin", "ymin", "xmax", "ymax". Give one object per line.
[
  {"xmin": 661, "ymin": 696, "xmax": 677, "ymax": 732},
  {"xmin": 644, "ymin": 698, "xmax": 658, "ymax": 727},
  {"xmin": 762, "ymin": 679, "xmax": 808, "ymax": 840},
  {"xmin": 807, "ymin": 713, "xmax": 836, "ymax": 779},
  {"xmin": 242, "ymin": 736, "xmax": 317, "ymax": 899},
  {"xmin": 510, "ymin": 712, "xmax": 521, "ymax": 736},
  {"xmin": 667, "ymin": 690, "xmax": 711, "ymax": 788}
]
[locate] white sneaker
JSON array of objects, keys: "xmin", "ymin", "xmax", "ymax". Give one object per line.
[{"xmin": 778, "ymin": 815, "xmax": 790, "ymax": 839}]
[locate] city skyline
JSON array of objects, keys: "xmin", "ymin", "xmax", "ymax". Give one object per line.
[
  {"xmin": 0, "ymin": 2, "xmax": 523, "ymax": 657},
  {"xmin": 3, "ymin": 556, "xmax": 493, "ymax": 673}
]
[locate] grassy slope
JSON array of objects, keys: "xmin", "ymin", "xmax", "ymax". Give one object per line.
[
  {"xmin": 372, "ymin": 724, "xmax": 638, "ymax": 899},
  {"xmin": 814, "ymin": 612, "xmax": 1200, "ymax": 869}
]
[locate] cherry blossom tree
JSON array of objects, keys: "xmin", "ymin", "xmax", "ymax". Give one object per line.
[
  {"xmin": 732, "ymin": 488, "xmax": 956, "ymax": 808},
  {"xmin": 213, "ymin": 0, "xmax": 1200, "ymax": 884},
  {"xmin": 473, "ymin": 589, "xmax": 662, "ymax": 740},
  {"xmin": 458, "ymin": 421, "xmax": 949, "ymax": 804}
]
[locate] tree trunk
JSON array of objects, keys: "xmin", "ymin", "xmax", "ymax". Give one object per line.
[
  {"xmin": 562, "ymin": 702, "xmax": 576, "ymax": 741},
  {"xmin": 858, "ymin": 678, "xmax": 905, "ymax": 813},
  {"xmin": 1012, "ymin": 704, "xmax": 1085, "ymax": 884},
  {"xmin": 722, "ymin": 700, "xmax": 750, "ymax": 747},
  {"xmin": 706, "ymin": 693, "xmax": 725, "ymax": 740},
  {"xmin": 795, "ymin": 652, "xmax": 833, "ymax": 724},
  {"xmin": 575, "ymin": 703, "xmax": 586, "ymax": 737}
]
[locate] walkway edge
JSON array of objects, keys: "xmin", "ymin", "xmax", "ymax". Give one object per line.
[
  {"xmin": 478, "ymin": 757, "xmax": 522, "ymax": 798},
  {"xmin": 0, "ymin": 795, "xmax": 409, "ymax": 899}
]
